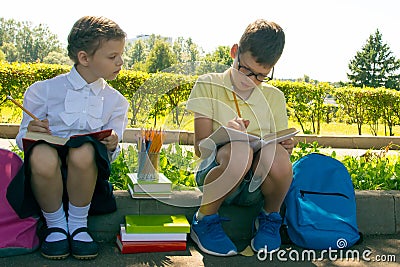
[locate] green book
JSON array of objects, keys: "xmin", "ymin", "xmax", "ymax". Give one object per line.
[{"xmin": 125, "ymin": 214, "xmax": 190, "ymax": 234}]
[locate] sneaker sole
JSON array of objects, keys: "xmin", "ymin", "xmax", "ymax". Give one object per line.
[
  {"xmin": 190, "ymin": 229, "xmax": 237, "ymax": 257},
  {"xmin": 72, "ymin": 253, "xmax": 98, "ymax": 260},
  {"xmin": 250, "ymin": 238, "xmax": 279, "ymax": 254},
  {"xmin": 41, "ymin": 252, "xmax": 70, "ymax": 260}
]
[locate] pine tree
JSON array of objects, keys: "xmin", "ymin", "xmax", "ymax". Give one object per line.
[{"xmin": 347, "ymin": 29, "xmax": 400, "ymax": 90}]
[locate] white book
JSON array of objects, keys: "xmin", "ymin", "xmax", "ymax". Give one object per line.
[
  {"xmin": 120, "ymin": 225, "xmax": 187, "ymax": 242},
  {"xmin": 127, "ymin": 173, "xmax": 172, "ymax": 193},
  {"xmin": 127, "ymin": 184, "xmax": 172, "ymax": 199},
  {"xmin": 200, "ymin": 126, "xmax": 299, "ymax": 152}
]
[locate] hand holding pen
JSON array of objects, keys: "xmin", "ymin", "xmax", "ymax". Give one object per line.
[
  {"xmin": 227, "ymin": 117, "xmax": 250, "ymax": 131},
  {"xmin": 7, "ymin": 95, "xmax": 51, "ymax": 134}
]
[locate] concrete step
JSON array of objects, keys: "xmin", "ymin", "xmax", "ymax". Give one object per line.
[{"xmin": 88, "ymin": 190, "xmax": 400, "ymax": 243}]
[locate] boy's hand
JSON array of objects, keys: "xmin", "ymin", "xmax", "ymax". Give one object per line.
[
  {"xmin": 227, "ymin": 117, "xmax": 250, "ymax": 132},
  {"xmin": 280, "ymin": 137, "xmax": 295, "ymax": 155},
  {"xmin": 27, "ymin": 119, "xmax": 51, "ymax": 134},
  {"xmin": 101, "ymin": 130, "xmax": 119, "ymax": 151}
]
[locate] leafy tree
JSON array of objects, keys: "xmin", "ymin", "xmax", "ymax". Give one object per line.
[
  {"xmin": 146, "ymin": 39, "xmax": 176, "ymax": 73},
  {"xmin": 0, "ymin": 17, "xmax": 63, "ymax": 63},
  {"xmin": 203, "ymin": 45, "xmax": 233, "ymax": 66},
  {"xmin": 0, "ymin": 42, "xmax": 18, "ymax": 62},
  {"xmin": 172, "ymin": 37, "xmax": 202, "ymax": 64},
  {"xmin": 126, "ymin": 39, "xmax": 147, "ymax": 69},
  {"xmin": 347, "ymin": 29, "xmax": 400, "ymax": 90},
  {"xmin": 0, "ymin": 49, "xmax": 5, "ymax": 61},
  {"xmin": 0, "ymin": 18, "xmax": 19, "ymax": 45},
  {"xmin": 42, "ymin": 51, "xmax": 72, "ymax": 65}
]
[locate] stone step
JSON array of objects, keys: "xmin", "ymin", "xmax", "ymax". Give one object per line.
[{"xmin": 88, "ymin": 190, "xmax": 400, "ymax": 242}]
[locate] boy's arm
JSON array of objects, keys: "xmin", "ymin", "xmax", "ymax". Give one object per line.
[{"xmin": 193, "ymin": 113, "xmax": 213, "ymax": 158}]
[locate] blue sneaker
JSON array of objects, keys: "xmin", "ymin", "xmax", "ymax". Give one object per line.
[
  {"xmin": 251, "ymin": 212, "xmax": 282, "ymax": 253},
  {"xmin": 190, "ymin": 214, "xmax": 237, "ymax": 256}
]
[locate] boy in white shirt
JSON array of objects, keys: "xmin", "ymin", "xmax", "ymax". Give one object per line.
[{"xmin": 9, "ymin": 16, "xmax": 129, "ymax": 260}]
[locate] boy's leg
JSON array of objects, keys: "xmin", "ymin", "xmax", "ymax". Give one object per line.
[
  {"xmin": 191, "ymin": 141, "xmax": 253, "ymax": 256},
  {"xmin": 29, "ymin": 143, "xmax": 69, "ymax": 260},
  {"xmin": 200, "ymin": 142, "xmax": 253, "ymax": 213},
  {"xmin": 66, "ymin": 143, "xmax": 99, "ymax": 259},
  {"xmin": 251, "ymin": 144, "xmax": 293, "ymax": 253}
]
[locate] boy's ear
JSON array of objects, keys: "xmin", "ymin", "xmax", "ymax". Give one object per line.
[
  {"xmin": 230, "ymin": 44, "xmax": 239, "ymax": 59},
  {"xmin": 77, "ymin": 51, "xmax": 89, "ymax": 67}
]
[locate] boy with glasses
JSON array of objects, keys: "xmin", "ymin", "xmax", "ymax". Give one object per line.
[{"xmin": 186, "ymin": 19, "xmax": 294, "ymax": 256}]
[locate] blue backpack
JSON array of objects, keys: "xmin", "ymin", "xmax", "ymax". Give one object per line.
[{"xmin": 283, "ymin": 153, "xmax": 362, "ymax": 250}]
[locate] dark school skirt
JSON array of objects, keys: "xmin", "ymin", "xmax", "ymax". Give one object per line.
[{"xmin": 6, "ymin": 136, "xmax": 117, "ymax": 219}]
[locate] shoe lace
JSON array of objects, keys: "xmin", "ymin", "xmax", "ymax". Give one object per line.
[
  {"xmin": 205, "ymin": 216, "xmax": 231, "ymax": 238},
  {"xmin": 258, "ymin": 213, "xmax": 281, "ymax": 235}
]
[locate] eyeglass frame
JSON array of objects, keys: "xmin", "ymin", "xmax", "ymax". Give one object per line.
[{"xmin": 237, "ymin": 53, "xmax": 274, "ymax": 82}]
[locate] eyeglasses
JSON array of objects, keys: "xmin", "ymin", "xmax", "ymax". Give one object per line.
[{"xmin": 237, "ymin": 54, "xmax": 274, "ymax": 82}]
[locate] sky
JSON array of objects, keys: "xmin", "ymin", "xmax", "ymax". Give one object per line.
[{"xmin": 1, "ymin": 0, "xmax": 399, "ymax": 82}]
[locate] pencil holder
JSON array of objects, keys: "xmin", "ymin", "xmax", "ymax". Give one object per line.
[{"xmin": 137, "ymin": 152, "xmax": 160, "ymax": 181}]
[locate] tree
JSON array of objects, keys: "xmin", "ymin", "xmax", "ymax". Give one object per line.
[
  {"xmin": 347, "ymin": 29, "xmax": 400, "ymax": 90},
  {"xmin": 203, "ymin": 46, "xmax": 233, "ymax": 66},
  {"xmin": 0, "ymin": 42, "xmax": 18, "ymax": 62},
  {"xmin": 0, "ymin": 17, "xmax": 63, "ymax": 63},
  {"xmin": 126, "ymin": 39, "xmax": 147, "ymax": 69},
  {"xmin": 0, "ymin": 49, "xmax": 5, "ymax": 61},
  {"xmin": 43, "ymin": 51, "xmax": 72, "ymax": 65},
  {"xmin": 172, "ymin": 37, "xmax": 202, "ymax": 64},
  {"xmin": 146, "ymin": 39, "xmax": 176, "ymax": 73}
]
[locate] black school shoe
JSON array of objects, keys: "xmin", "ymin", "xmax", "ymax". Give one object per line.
[
  {"xmin": 41, "ymin": 227, "xmax": 70, "ymax": 260},
  {"xmin": 70, "ymin": 227, "xmax": 99, "ymax": 260}
]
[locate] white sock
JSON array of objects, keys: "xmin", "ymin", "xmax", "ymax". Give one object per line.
[
  {"xmin": 68, "ymin": 202, "xmax": 93, "ymax": 242},
  {"xmin": 262, "ymin": 209, "xmax": 270, "ymax": 216},
  {"xmin": 196, "ymin": 210, "xmax": 206, "ymax": 221},
  {"xmin": 42, "ymin": 204, "xmax": 68, "ymax": 242}
]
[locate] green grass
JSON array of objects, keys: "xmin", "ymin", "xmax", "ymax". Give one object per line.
[{"xmin": 288, "ymin": 121, "xmax": 400, "ymax": 136}]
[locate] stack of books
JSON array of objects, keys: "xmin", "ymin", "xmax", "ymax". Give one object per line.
[
  {"xmin": 127, "ymin": 173, "xmax": 172, "ymax": 199},
  {"xmin": 116, "ymin": 214, "xmax": 190, "ymax": 254}
]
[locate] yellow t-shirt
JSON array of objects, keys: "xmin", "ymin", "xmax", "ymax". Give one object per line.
[{"xmin": 186, "ymin": 68, "xmax": 288, "ymax": 137}]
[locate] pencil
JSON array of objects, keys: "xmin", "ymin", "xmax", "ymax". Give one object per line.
[
  {"xmin": 7, "ymin": 95, "xmax": 40, "ymax": 121},
  {"xmin": 232, "ymin": 91, "xmax": 242, "ymax": 118}
]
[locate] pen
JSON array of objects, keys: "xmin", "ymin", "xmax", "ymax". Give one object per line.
[
  {"xmin": 7, "ymin": 95, "xmax": 40, "ymax": 121},
  {"xmin": 232, "ymin": 91, "xmax": 242, "ymax": 118}
]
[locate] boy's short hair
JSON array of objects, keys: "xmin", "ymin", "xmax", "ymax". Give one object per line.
[
  {"xmin": 239, "ymin": 19, "xmax": 285, "ymax": 67},
  {"xmin": 67, "ymin": 16, "xmax": 126, "ymax": 64}
]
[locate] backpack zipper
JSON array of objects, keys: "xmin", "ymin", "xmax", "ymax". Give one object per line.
[{"xmin": 300, "ymin": 190, "xmax": 349, "ymax": 199}]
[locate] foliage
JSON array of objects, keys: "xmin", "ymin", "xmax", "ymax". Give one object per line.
[
  {"xmin": 159, "ymin": 143, "xmax": 197, "ymax": 188},
  {"xmin": 3, "ymin": 62, "xmax": 400, "ymax": 135},
  {"xmin": 146, "ymin": 39, "xmax": 177, "ymax": 73},
  {"xmin": 109, "ymin": 141, "xmax": 398, "ymax": 191},
  {"xmin": 341, "ymin": 144, "xmax": 400, "ymax": 190},
  {"xmin": 0, "ymin": 18, "xmax": 63, "ymax": 63},
  {"xmin": 109, "ymin": 145, "xmax": 137, "ymax": 190},
  {"xmin": 110, "ymin": 143, "xmax": 197, "ymax": 190},
  {"xmin": 273, "ymin": 80, "xmax": 333, "ymax": 134},
  {"xmin": 347, "ymin": 29, "xmax": 400, "ymax": 90}
]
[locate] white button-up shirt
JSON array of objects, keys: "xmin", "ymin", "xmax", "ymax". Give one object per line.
[{"xmin": 16, "ymin": 66, "xmax": 129, "ymax": 162}]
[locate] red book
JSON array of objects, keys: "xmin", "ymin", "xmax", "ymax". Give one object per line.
[
  {"xmin": 22, "ymin": 129, "xmax": 112, "ymax": 151},
  {"xmin": 115, "ymin": 234, "xmax": 187, "ymax": 254}
]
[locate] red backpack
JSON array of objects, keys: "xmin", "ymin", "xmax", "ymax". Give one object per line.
[{"xmin": 0, "ymin": 148, "xmax": 39, "ymax": 257}]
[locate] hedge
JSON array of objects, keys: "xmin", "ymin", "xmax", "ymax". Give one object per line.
[{"xmin": 1, "ymin": 62, "xmax": 399, "ymax": 135}]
